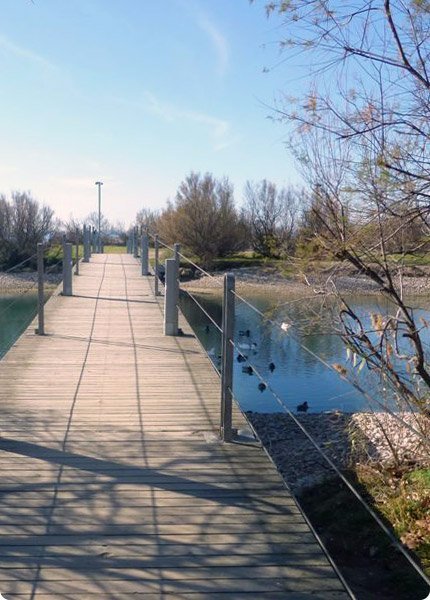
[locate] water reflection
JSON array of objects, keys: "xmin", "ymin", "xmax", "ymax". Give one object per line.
[
  {"xmin": 180, "ymin": 290, "xmax": 430, "ymax": 414},
  {"xmin": 0, "ymin": 294, "xmax": 38, "ymax": 358}
]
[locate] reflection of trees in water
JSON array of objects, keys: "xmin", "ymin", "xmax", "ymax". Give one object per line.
[
  {"xmin": 0, "ymin": 294, "xmax": 38, "ymax": 358},
  {"xmin": 180, "ymin": 289, "xmax": 430, "ymax": 412}
]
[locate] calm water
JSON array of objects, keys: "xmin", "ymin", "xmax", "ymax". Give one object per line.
[
  {"xmin": 0, "ymin": 294, "xmax": 38, "ymax": 358},
  {"xmin": 180, "ymin": 290, "xmax": 430, "ymax": 414},
  {"xmin": 2, "ymin": 290, "xmax": 430, "ymax": 414}
]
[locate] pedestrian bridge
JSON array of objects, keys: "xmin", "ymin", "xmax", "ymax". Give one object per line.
[{"xmin": 0, "ymin": 253, "xmax": 349, "ymax": 598}]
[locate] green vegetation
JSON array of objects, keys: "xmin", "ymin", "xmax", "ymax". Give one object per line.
[
  {"xmin": 300, "ymin": 469, "xmax": 430, "ymax": 599},
  {"xmin": 44, "ymin": 244, "xmax": 126, "ymax": 268},
  {"xmin": 356, "ymin": 465, "xmax": 430, "ymax": 575}
]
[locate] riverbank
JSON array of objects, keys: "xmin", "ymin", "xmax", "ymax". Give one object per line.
[
  {"xmin": 181, "ymin": 262, "xmax": 430, "ymax": 295},
  {"xmin": 0, "ymin": 271, "xmax": 61, "ymax": 295},
  {"xmin": 247, "ymin": 410, "xmax": 430, "ymax": 493},
  {"xmin": 248, "ymin": 411, "xmax": 430, "ymax": 597}
]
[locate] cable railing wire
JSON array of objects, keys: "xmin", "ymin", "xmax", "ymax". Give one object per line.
[
  {"xmin": 228, "ymin": 338, "xmax": 430, "ymax": 587},
  {"xmin": 172, "ymin": 263, "xmax": 430, "ymax": 586},
  {"xmin": 230, "ymin": 288, "xmax": 430, "ymax": 447},
  {"xmin": 176, "ymin": 250, "xmax": 223, "ymax": 286},
  {"xmin": 145, "ymin": 235, "xmax": 429, "ymax": 445},
  {"xmin": 2, "ymin": 252, "xmax": 38, "ymax": 274},
  {"xmin": 180, "ymin": 288, "xmax": 222, "ymax": 333}
]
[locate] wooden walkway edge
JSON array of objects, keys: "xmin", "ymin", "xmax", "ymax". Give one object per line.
[{"xmin": 0, "ymin": 254, "xmax": 349, "ymax": 598}]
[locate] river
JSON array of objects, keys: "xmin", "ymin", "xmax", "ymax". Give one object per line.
[{"xmin": 2, "ymin": 289, "xmax": 429, "ymax": 414}]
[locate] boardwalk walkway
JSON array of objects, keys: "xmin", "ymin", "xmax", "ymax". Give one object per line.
[{"xmin": 0, "ymin": 254, "xmax": 349, "ymax": 598}]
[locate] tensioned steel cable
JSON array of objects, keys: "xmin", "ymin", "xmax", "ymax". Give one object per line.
[
  {"xmin": 180, "ymin": 288, "xmax": 222, "ymax": 333},
  {"xmin": 137, "ymin": 234, "xmax": 430, "ymax": 586},
  {"xmin": 147, "ymin": 235, "xmax": 430, "ymax": 443},
  {"xmin": 231, "ymin": 288, "xmax": 430, "ymax": 447},
  {"xmin": 228, "ymin": 338, "xmax": 430, "ymax": 588}
]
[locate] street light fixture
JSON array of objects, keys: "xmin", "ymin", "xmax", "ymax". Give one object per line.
[{"xmin": 95, "ymin": 181, "xmax": 103, "ymax": 253}]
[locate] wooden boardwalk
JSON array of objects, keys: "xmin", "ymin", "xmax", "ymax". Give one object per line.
[{"xmin": 0, "ymin": 254, "xmax": 349, "ymax": 599}]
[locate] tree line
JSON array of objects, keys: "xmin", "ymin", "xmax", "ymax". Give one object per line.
[
  {"xmin": 137, "ymin": 172, "xmax": 313, "ymax": 265},
  {"xmin": 0, "ymin": 192, "xmax": 127, "ymax": 270}
]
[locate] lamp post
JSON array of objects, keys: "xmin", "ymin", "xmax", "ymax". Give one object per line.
[{"xmin": 95, "ymin": 181, "xmax": 103, "ymax": 253}]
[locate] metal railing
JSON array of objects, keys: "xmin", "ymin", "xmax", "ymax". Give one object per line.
[{"xmin": 133, "ymin": 230, "xmax": 430, "ymax": 590}]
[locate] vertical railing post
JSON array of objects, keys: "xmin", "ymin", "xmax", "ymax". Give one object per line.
[
  {"xmin": 36, "ymin": 243, "xmax": 45, "ymax": 336},
  {"xmin": 83, "ymin": 224, "xmax": 90, "ymax": 262},
  {"xmin": 133, "ymin": 227, "xmax": 138, "ymax": 259},
  {"xmin": 141, "ymin": 232, "xmax": 149, "ymax": 276},
  {"xmin": 164, "ymin": 258, "xmax": 178, "ymax": 336},
  {"xmin": 220, "ymin": 273, "xmax": 235, "ymax": 442},
  {"xmin": 154, "ymin": 234, "xmax": 160, "ymax": 296},
  {"xmin": 174, "ymin": 243, "xmax": 180, "ymax": 274},
  {"xmin": 63, "ymin": 243, "xmax": 73, "ymax": 296},
  {"xmin": 75, "ymin": 229, "xmax": 80, "ymax": 275}
]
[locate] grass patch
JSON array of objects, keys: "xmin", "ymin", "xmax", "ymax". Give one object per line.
[
  {"xmin": 388, "ymin": 253, "xmax": 430, "ymax": 266},
  {"xmin": 299, "ymin": 468, "xmax": 429, "ymax": 599},
  {"xmin": 45, "ymin": 244, "xmax": 126, "ymax": 263},
  {"xmin": 357, "ymin": 465, "xmax": 430, "ymax": 575}
]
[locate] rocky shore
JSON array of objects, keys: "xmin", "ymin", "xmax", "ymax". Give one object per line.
[
  {"xmin": 0, "ymin": 272, "xmax": 61, "ymax": 295},
  {"xmin": 247, "ymin": 411, "xmax": 430, "ymax": 494},
  {"xmin": 181, "ymin": 263, "xmax": 430, "ymax": 295}
]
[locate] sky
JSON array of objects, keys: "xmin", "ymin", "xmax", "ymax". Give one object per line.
[{"xmin": 0, "ymin": 0, "xmax": 303, "ymax": 225}]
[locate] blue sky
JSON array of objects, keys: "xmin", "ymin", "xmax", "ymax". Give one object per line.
[{"xmin": 0, "ymin": 0, "xmax": 302, "ymax": 225}]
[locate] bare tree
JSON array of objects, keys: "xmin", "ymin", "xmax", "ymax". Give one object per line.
[
  {"xmin": 157, "ymin": 172, "xmax": 247, "ymax": 265},
  {"xmin": 0, "ymin": 191, "xmax": 57, "ymax": 268},
  {"xmin": 62, "ymin": 216, "xmax": 82, "ymax": 242},
  {"xmin": 251, "ymin": 1, "xmax": 430, "ymax": 431},
  {"xmin": 243, "ymin": 180, "xmax": 301, "ymax": 257},
  {"xmin": 136, "ymin": 208, "xmax": 159, "ymax": 234},
  {"xmin": 85, "ymin": 211, "xmax": 111, "ymax": 241}
]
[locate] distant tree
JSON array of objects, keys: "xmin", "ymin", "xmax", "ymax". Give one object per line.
[
  {"xmin": 136, "ymin": 208, "xmax": 159, "ymax": 234},
  {"xmin": 157, "ymin": 172, "xmax": 247, "ymax": 265},
  {"xmin": 0, "ymin": 191, "xmax": 57, "ymax": 268},
  {"xmin": 243, "ymin": 180, "xmax": 301, "ymax": 258},
  {"xmin": 62, "ymin": 216, "xmax": 82, "ymax": 242},
  {"xmin": 85, "ymin": 211, "xmax": 111, "ymax": 242}
]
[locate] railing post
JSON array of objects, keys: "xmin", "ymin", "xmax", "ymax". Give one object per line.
[
  {"xmin": 221, "ymin": 273, "xmax": 235, "ymax": 442},
  {"xmin": 141, "ymin": 232, "xmax": 149, "ymax": 276},
  {"xmin": 154, "ymin": 234, "xmax": 160, "ymax": 296},
  {"xmin": 174, "ymin": 243, "xmax": 180, "ymax": 274},
  {"xmin": 62, "ymin": 243, "xmax": 73, "ymax": 296},
  {"xmin": 75, "ymin": 229, "xmax": 80, "ymax": 275},
  {"xmin": 83, "ymin": 224, "xmax": 90, "ymax": 262},
  {"xmin": 164, "ymin": 258, "xmax": 178, "ymax": 336},
  {"xmin": 133, "ymin": 227, "xmax": 138, "ymax": 259},
  {"xmin": 36, "ymin": 243, "xmax": 45, "ymax": 336}
]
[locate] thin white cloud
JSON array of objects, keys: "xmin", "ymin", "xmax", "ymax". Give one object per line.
[
  {"xmin": 176, "ymin": 0, "xmax": 229, "ymax": 76},
  {"xmin": 0, "ymin": 34, "xmax": 59, "ymax": 73},
  {"xmin": 113, "ymin": 92, "xmax": 239, "ymax": 152},
  {"xmin": 197, "ymin": 15, "xmax": 229, "ymax": 76}
]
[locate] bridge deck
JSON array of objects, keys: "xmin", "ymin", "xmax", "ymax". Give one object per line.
[{"xmin": 0, "ymin": 254, "xmax": 348, "ymax": 599}]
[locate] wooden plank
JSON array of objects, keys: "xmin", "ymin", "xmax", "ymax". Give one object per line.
[{"xmin": 0, "ymin": 254, "xmax": 348, "ymax": 597}]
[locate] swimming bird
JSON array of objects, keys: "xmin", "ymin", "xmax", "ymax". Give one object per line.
[
  {"xmin": 296, "ymin": 401, "xmax": 309, "ymax": 413},
  {"xmin": 242, "ymin": 366, "xmax": 253, "ymax": 375},
  {"xmin": 281, "ymin": 322, "xmax": 290, "ymax": 332},
  {"xmin": 239, "ymin": 329, "xmax": 251, "ymax": 337},
  {"xmin": 237, "ymin": 354, "xmax": 248, "ymax": 363},
  {"xmin": 269, "ymin": 362, "xmax": 275, "ymax": 372},
  {"xmin": 238, "ymin": 341, "xmax": 257, "ymax": 351},
  {"xmin": 258, "ymin": 382, "xmax": 267, "ymax": 392}
]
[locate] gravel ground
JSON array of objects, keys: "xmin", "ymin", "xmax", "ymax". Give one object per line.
[
  {"xmin": 247, "ymin": 411, "xmax": 430, "ymax": 494},
  {"xmin": 0, "ymin": 272, "xmax": 61, "ymax": 295},
  {"xmin": 181, "ymin": 264, "xmax": 430, "ymax": 295}
]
